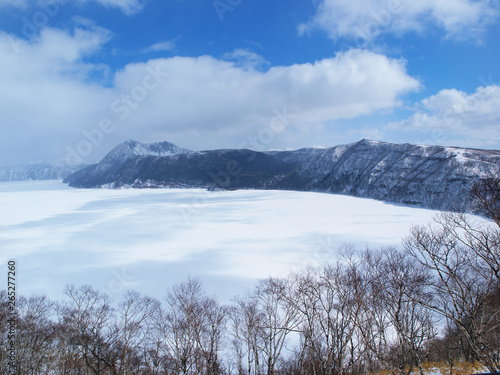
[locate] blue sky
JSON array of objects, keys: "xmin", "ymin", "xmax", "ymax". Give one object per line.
[{"xmin": 0, "ymin": 0, "xmax": 499, "ymax": 166}]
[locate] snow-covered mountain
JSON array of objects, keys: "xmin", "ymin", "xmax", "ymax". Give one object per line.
[
  {"xmin": 63, "ymin": 139, "xmax": 500, "ymax": 210},
  {"xmin": 65, "ymin": 141, "xmax": 291, "ymax": 190},
  {"xmin": 272, "ymin": 139, "xmax": 500, "ymax": 210},
  {"xmin": 127, "ymin": 140, "xmax": 192, "ymax": 156},
  {"xmin": 104, "ymin": 140, "xmax": 192, "ymax": 160},
  {"xmin": 0, "ymin": 141, "xmax": 185, "ymax": 182},
  {"xmin": 95, "ymin": 140, "xmax": 192, "ymax": 166},
  {"xmin": 0, "ymin": 161, "xmax": 88, "ymax": 182}
]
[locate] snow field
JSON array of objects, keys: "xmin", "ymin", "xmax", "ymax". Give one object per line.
[{"xmin": 0, "ymin": 180, "xmax": 453, "ymax": 302}]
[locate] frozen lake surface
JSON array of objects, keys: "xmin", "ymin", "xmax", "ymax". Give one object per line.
[{"xmin": 1, "ymin": 180, "xmax": 443, "ymax": 302}]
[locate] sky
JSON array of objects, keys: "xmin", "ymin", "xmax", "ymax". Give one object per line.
[{"xmin": 0, "ymin": 0, "xmax": 499, "ymax": 167}]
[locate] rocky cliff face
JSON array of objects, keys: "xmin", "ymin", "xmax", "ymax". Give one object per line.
[
  {"xmin": 63, "ymin": 139, "xmax": 500, "ymax": 210},
  {"xmin": 273, "ymin": 140, "xmax": 500, "ymax": 210}
]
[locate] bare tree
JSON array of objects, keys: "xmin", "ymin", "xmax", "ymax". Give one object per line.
[
  {"xmin": 254, "ymin": 277, "xmax": 300, "ymax": 375},
  {"xmin": 361, "ymin": 248, "xmax": 436, "ymax": 375},
  {"xmin": 404, "ymin": 218, "xmax": 500, "ymax": 372},
  {"xmin": 153, "ymin": 278, "xmax": 200, "ymax": 374},
  {"xmin": 285, "ymin": 256, "xmax": 368, "ymax": 375},
  {"xmin": 195, "ymin": 296, "xmax": 228, "ymax": 375},
  {"xmin": 435, "ymin": 212, "xmax": 500, "ymax": 283},
  {"xmin": 114, "ymin": 290, "xmax": 159, "ymax": 374},
  {"xmin": 230, "ymin": 296, "xmax": 264, "ymax": 375},
  {"xmin": 15, "ymin": 294, "xmax": 57, "ymax": 374},
  {"xmin": 0, "ymin": 290, "xmax": 11, "ymax": 372},
  {"xmin": 354, "ymin": 250, "xmax": 394, "ymax": 374},
  {"xmin": 470, "ymin": 177, "xmax": 500, "ymax": 226},
  {"xmin": 59, "ymin": 284, "xmax": 118, "ymax": 374},
  {"xmin": 153, "ymin": 277, "xmax": 227, "ymax": 375}
]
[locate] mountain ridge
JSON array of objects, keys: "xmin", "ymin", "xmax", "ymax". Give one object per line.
[
  {"xmin": 63, "ymin": 139, "xmax": 500, "ymax": 210},
  {"xmin": 0, "ymin": 161, "xmax": 89, "ymax": 182}
]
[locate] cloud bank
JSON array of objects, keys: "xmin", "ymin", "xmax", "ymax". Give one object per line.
[
  {"xmin": 302, "ymin": 0, "xmax": 499, "ymax": 42},
  {"xmin": 391, "ymin": 85, "xmax": 500, "ymax": 148},
  {"xmin": 0, "ymin": 26, "xmax": 420, "ymax": 165}
]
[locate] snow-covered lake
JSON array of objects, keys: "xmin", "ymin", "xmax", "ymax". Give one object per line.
[{"xmin": 0, "ymin": 180, "xmax": 442, "ymax": 302}]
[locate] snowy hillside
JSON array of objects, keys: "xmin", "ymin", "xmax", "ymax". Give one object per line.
[
  {"xmin": 274, "ymin": 139, "xmax": 500, "ymax": 210},
  {"xmin": 64, "ymin": 139, "xmax": 500, "ymax": 210}
]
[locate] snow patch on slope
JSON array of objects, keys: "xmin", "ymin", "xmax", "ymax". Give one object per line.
[
  {"xmin": 127, "ymin": 140, "xmax": 192, "ymax": 157},
  {"xmin": 445, "ymin": 147, "xmax": 471, "ymax": 164}
]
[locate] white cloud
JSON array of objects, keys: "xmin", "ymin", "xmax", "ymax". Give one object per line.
[
  {"xmin": 0, "ymin": 25, "xmax": 419, "ymax": 165},
  {"xmin": 107, "ymin": 49, "xmax": 419, "ymax": 150},
  {"xmin": 302, "ymin": 0, "xmax": 499, "ymax": 42},
  {"xmin": 0, "ymin": 0, "xmax": 146, "ymax": 15},
  {"xmin": 222, "ymin": 48, "xmax": 269, "ymax": 71},
  {"xmin": 83, "ymin": 0, "xmax": 146, "ymax": 15},
  {"xmin": 144, "ymin": 39, "xmax": 176, "ymax": 53},
  {"xmin": 390, "ymin": 85, "xmax": 500, "ymax": 147},
  {"xmin": 0, "ymin": 27, "xmax": 114, "ymax": 165}
]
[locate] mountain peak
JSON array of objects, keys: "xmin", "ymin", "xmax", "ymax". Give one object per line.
[
  {"xmin": 124, "ymin": 140, "xmax": 192, "ymax": 157},
  {"xmin": 101, "ymin": 140, "xmax": 192, "ymax": 165},
  {"xmin": 358, "ymin": 138, "xmax": 379, "ymax": 144},
  {"xmin": 356, "ymin": 139, "xmax": 390, "ymax": 147}
]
